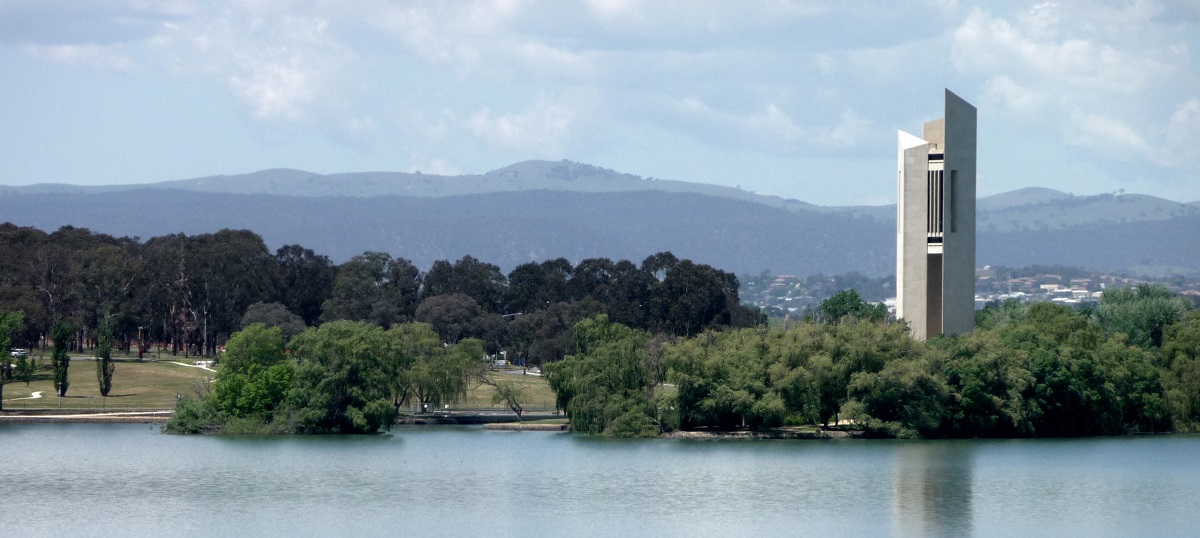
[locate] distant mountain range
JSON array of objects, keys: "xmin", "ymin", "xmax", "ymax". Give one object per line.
[{"xmin": 2, "ymin": 160, "xmax": 1197, "ymax": 277}]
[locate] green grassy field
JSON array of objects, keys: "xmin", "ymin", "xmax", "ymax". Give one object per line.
[
  {"xmin": 461, "ymin": 368, "xmax": 557, "ymax": 410},
  {"xmin": 2, "ymin": 356, "xmax": 557, "ymax": 413},
  {"xmin": 1, "ymin": 358, "xmax": 213, "ymax": 411}
]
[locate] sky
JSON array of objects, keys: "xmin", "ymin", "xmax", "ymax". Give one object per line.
[{"xmin": 1, "ymin": 1, "xmax": 1198, "ymax": 206}]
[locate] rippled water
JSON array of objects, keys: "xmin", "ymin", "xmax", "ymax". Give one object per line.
[{"xmin": 2, "ymin": 424, "xmax": 1197, "ymax": 537}]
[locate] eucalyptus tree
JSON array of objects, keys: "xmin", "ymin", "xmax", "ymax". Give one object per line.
[
  {"xmin": 0, "ymin": 310, "xmax": 24, "ymax": 410},
  {"xmin": 321, "ymin": 252, "xmax": 421, "ymax": 328},
  {"xmin": 140, "ymin": 233, "xmax": 196, "ymax": 356},
  {"xmin": 649, "ymin": 260, "xmax": 731, "ymax": 336},
  {"xmin": 273, "ymin": 244, "xmax": 336, "ymax": 326},
  {"xmin": 504, "ymin": 258, "xmax": 572, "ymax": 314},
  {"xmin": 414, "ymin": 293, "xmax": 488, "ymax": 345},
  {"xmin": 422, "ymin": 255, "xmax": 507, "ymax": 313},
  {"xmin": 812, "ymin": 289, "xmax": 887, "ymax": 324},
  {"xmin": 188, "ymin": 230, "xmax": 276, "ymax": 356},
  {"xmin": 240, "ymin": 302, "xmax": 306, "ymax": 341},
  {"xmin": 0, "ymin": 225, "xmax": 48, "ymax": 346},
  {"xmin": 79, "ymin": 239, "xmax": 143, "ymax": 352}
]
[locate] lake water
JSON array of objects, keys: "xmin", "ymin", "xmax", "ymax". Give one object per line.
[{"xmin": 2, "ymin": 424, "xmax": 1198, "ymax": 537}]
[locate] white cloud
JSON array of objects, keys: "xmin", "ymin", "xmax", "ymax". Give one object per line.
[
  {"xmin": 952, "ymin": 1, "xmax": 1198, "ymax": 185},
  {"xmin": 980, "ymin": 75, "xmax": 1043, "ymax": 112},
  {"xmin": 230, "ymin": 60, "xmax": 313, "ymax": 119},
  {"xmin": 467, "ymin": 96, "xmax": 580, "ymax": 153},
  {"xmin": 952, "ymin": 4, "xmax": 1178, "ymax": 95},
  {"xmin": 1163, "ymin": 97, "xmax": 1200, "ymax": 167},
  {"xmin": 664, "ymin": 96, "xmax": 871, "ymax": 154},
  {"xmin": 1064, "ymin": 113, "xmax": 1155, "ymax": 162},
  {"xmin": 821, "ymin": 110, "xmax": 872, "ymax": 149},
  {"xmin": 585, "ymin": 0, "xmax": 640, "ymax": 19},
  {"xmin": 21, "ymin": 43, "xmax": 138, "ymax": 72}
]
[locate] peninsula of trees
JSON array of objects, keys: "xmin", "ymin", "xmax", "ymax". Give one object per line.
[{"xmin": 2, "ymin": 222, "xmax": 1198, "ymax": 438}]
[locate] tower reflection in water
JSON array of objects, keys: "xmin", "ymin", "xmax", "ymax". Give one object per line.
[{"xmin": 891, "ymin": 442, "xmax": 973, "ymax": 537}]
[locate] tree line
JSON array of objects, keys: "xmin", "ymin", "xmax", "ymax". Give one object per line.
[
  {"xmin": 0, "ymin": 223, "xmax": 760, "ymax": 366},
  {"xmin": 546, "ymin": 286, "xmax": 1200, "ymax": 438}
]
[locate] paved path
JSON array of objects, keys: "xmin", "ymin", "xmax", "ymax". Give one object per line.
[
  {"xmin": 169, "ymin": 361, "xmax": 216, "ymax": 372},
  {"xmin": 11, "ymin": 391, "xmax": 43, "ymax": 400}
]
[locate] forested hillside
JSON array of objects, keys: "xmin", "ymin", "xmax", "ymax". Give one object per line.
[{"xmin": 0, "ymin": 189, "xmax": 891, "ymax": 275}]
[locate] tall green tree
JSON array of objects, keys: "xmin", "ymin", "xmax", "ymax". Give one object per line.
[
  {"xmin": 649, "ymin": 260, "xmax": 732, "ymax": 336},
  {"xmin": 211, "ymin": 323, "xmax": 293, "ymax": 424},
  {"xmin": 273, "ymin": 244, "xmax": 336, "ymax": 326},
  {"xmin": 0, "ymin": 310, "xmax": 25, "ymax": 410},
  {"xmin": 666, "ymin": 328, "xmax": 786, "ymax": 430},
  {"xmin": 51, "ymin": 320, "xmax": 72, "ymax": 397},
  {"xmin": 414, "ymin": 293, "xmax": 481, "ymax": 344},
  {"xmin": 240, "ymin": 302, "xmax": 306, "ymax": 341},
  {"xmin": 321, "ymin": 252, "xmax": 421, "ymax": 328},
  {"xmin": 286, "ymin": 321, "xmax": 409, "ymax": 433},
  {"xmin": 504, "ymin": 258, "xmax": 572, "ymax": 314},
  {"xmin": 422, "ymin": 256, "xmax": 507, "ymax": 313},
  {"xmin": 843, "ymin": 357, "xmax": 950, "ymax": 438},
  {"xmin": 928, "ymin": 330, "xmax": 1038, "ymax": 437},
  {"xmin": 814, "ymin": 289, "xmax": 887, "ymax": 324},
  {"xmin": 1161, "ymin": 312, "xmax": 1200, "ymax": 431},
  {"xmin": 188, "ymin": 230, "xmax": 276, "ymax": 356},
  {"xmin": 391, "ymin": 322, "xmax": 483, "ymax": 410},
  {"xmin": 545, "ymin": 315, "xmax": 658, "ymax": 437},
  {"xmin": 95, "ymin": 320, "xmax": 116, "ymax": 397},
  {"xmin": 1095, "ymin": 284, "xmax": 1191, "ymax": 350}
]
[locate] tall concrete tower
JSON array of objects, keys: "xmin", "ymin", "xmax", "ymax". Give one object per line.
[{"xmin": 896, "ymin": 89, "xmax": 976, "ymax": 341}]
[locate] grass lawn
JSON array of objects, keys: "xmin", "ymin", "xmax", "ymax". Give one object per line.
[
  {"xmin": 1, "ymin": 358, "xmax": 213, "ymax": 411},
  {"xmin": 460, "ymin": 368, "xmax": 557, "ymax": 411},
  {"xmin": 2, "ymin": 358, "xmax": 558, "ymax": 413}
]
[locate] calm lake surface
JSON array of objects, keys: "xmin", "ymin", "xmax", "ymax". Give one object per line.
[{"xmin": 3, "ymin": 424, "xmax": 1198, "ymax": 537}]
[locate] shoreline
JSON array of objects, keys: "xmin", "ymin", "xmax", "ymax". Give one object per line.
[
  {"xmin": 0, "ymin": 411, "xmax": 171, "ymax": 424},
  {"xmin": 662, "ymin": 428, "xmax": 865, "ymax": 440},
  {"xmin": 483, "ymin": 422, "xmax": 570, "ymax": 431}
]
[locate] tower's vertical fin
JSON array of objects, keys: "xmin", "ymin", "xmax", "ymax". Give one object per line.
[{"xmin": 940, "ymin": 89, "xmax": 977, "ymax": 336}]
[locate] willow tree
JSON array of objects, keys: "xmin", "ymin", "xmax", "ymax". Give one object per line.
[
  {"xmin": 545, "ymin": 315, "xmax": 657, "ymax": 437},
  {"xmin": 286, "ymin": 321, "xmax": 409, "ymax": 434},
  {"xmin": 390, "ymin": 322, "xmax": 484, "ymax": 411}
]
